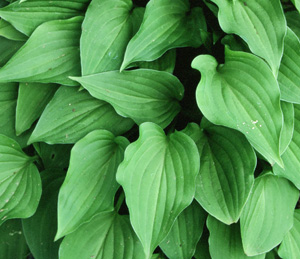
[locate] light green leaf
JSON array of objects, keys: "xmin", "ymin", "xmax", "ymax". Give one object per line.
[
  {"xmin": 0, "ymin": 36, "xmax": 24, "ymax": 67},
  {"xmin": 192, "ymin": 48, "xmax": 283, "ymax": 167},
  {"xmin": 183, "ymin": 121, "xmax": 256, "ymax": 224},
  {"xmin": 240, "ymin": 173, "xmax": 299, "ymax": 256},
  {"xmin": 16, "ymin": 82, "xmax": 59, "ymax": 136},
  {"xmin": 81, "ymin": 0, "xmax": 137, "ymax": 75},
  {"xmin": 207, "ymin": 215, "xmax": 265, "ymax": 259},
  {"xmin": 291, "ymin": 0, "xmax": 300, "ymax": 13},
  {"xmin": 285, "ymin": 11, "xmax": 300, "ymax": 39},
  {"xmin": 0, "ymin": 219, "xmax": 29, "ymax": 258},
  {"xmin": 211, "ymin": 0, "xmax": 286, "ymax": 75},
  {"xmin": 278, "ymin": 210, "xmax": 300, "ymax": 259},
  {"xmin": 116, "ymin": 122, "xmax": 200, "ymax": 257},
  {"xmin": 0, "ymin": 17, "xmax": 82, "ymax": 86},
  {"xmin": 121, "ymin": 0, "xmax": 206, "ymax": 70},
  {"xmin": 159, "ymin": 201, "xmax": 206, "ymax": 259},
  {"xmin": 22, "ymin": 169, "xmax": 65, "ymax": 259},
  {"xmin": 56, "ymin": 130, "xmax": 129, "ymax": 239},
  {"xmin": 280, "ymin": 101, "xmax": 294, "ymax": 155},
  {"xmin": 28, "ymin": 86, "xmax": 133, "ymax": 144},
  {"xmin": 273, "ymin": 104, "xmax": 300, "ymax": 189},
  {"xmin": 0, "ymin": 19, "xmax": 27, "ymax": 41},
  {"xmin": 0, "ymin": 0, "xmax": 88, "ymax": 36},
  {"xmin": 278, "ymin": 28, "xmax": 300, "ymax": 104},
  {"xmin": 71, "ymin": 69, "xmax": 184, "ymax": 129},
  {"xmin": 0, "ymin": 135, "xmax": 41, "ymax": 225},
  {"xmin": 59, "ymin": 211, "xmax": 147, "ymax": 259}
]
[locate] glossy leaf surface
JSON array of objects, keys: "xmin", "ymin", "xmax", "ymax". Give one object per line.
[
  {"xmin": 240, "ymin": 173, "xmax": 299, "ymax": 256},
  {"xmin": 116, "ymin": 122, "xmax": 200, "ymax": 256},
  {"xmin": 56, "ymin": 130, "xmax": 129, "ymax": 239},
  {"xmin": 28, "ymin": 86, "xmax": 133, "ymax": 144},
  {"xmin": 192, "ymin": 48, "xmax": 283, "ymax": 166},
  {"xmin": 0, "ymin": 17, "xmax": 82, "ymax": 86}
]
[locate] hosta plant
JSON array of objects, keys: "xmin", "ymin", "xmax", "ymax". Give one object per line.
[{"xmin": 0, "ymin": 0, "xmax": 300, "ymax": 258}]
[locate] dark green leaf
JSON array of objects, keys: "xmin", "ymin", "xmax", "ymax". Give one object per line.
[
  {"xmin": 71, "ymin": 69, "xmax": 184, "ymax": 129},
  {"xmin": 116, "ymin": 122, "xmax": 200, "ymax": 257},
  {"xmin": 0, "ymin": 36, "xmax": 24, "ymax": 67},
  {"xmin": 28, "ymin": 86, "xmax": 133, "ymax": 144},
  {"xmin": 0, "ymin": 19, "xmax": 27, "ymax": 41},
  {"xmin": 285, "ymin": 11, "xmax": 300, "ymax": 39}
]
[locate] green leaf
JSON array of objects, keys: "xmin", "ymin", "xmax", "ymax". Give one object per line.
[
  {"xmin": 0, "ymin": 36, "xmax": 24, "ymax": 67},
  {"xmin": 194, "ymin": 230, "xmax": 211, "ymax": 259},
  {"xmin": 121, "ymin": 0, "xmax": 206, "ymax": 70},
  {"xmin": 0, "ymin": 16, "xmax": 82, "ymax": 86},
  {"xmin": 285, "ymin": 11, "xmax": 300, "ymax": 39},
  {"xmin": 183, "ymin": 121, "xmax": 256, "ymax": 224},
  {"xmin": 81, "ymin": 0, "xmax": 136, "ymax": 75},
  {"xmin": 116, "ymin": 122, "xmax": 200, "ymax": 257},
  {"xmin": 0, "ymin": 219, "xmax": 29, "ymax": 258},
  {"xmin": 159, "ymin": 201, "xmax": 206, "ymax": 259},
  {"xmin": 71, "ymin": 69, "xmax": 184, "ymax": 129},
  {"xmin": 207, "ymin": 215, "xmax": 265, "ymax": 259},
  {"xmin": 0, "ymin": 135, "xmax": 41, "ymax": 225},
  {"xmin": 278, "ymin": 28, "xmax": 300, "ymax": 104},
  {"xmin": 0, "ymin": 0, "xmax": 88, "ymax": 36},
  {"xmin": 28, "ymin": 86, "xmax": 133, "ymax": 144},
  {"xmin": 16, "ymin": 82, "xmax": 59, "ymax": 136},
  {"xmin": 192, "ymin": 48, "xmax": 283, "ymax": 167},
  {"xmin": 240, "ymin": 173, "xmax": 299, "ymax": 256},
  {"xmin": 291, "ymin": 0, "xmax": 300, "ymax": 13},
  {"xmin": 280, "ymin": 101, "xmax": 294, "ymax": 155},
  {"xmin": 22, "ymin": 169, "xmax": 65, "ymax": 259},
  {"xmin": 0, "ymin": 19, "xmax": 27, "ymax": 41},
  {"xmin": 56, "ymin": 130, "xmax": 129, "ymax": 239},
  {"xmin": 278, "ymin": 209, "xmax": 300, "ymax": 259},
  {"xmin": 59, "ymin": 211, "xmax": 147, "ymax": 259},
  {"xmin": 265, "ymin": 250, "xmax": 280, "ymax": 259},
  {"xmin": 273, "ymin": 104, "xmax": 300, "ymax": 189},
  {"xmin": 211, "ymin": 0, "xmax": 286, "ymax": 75}
]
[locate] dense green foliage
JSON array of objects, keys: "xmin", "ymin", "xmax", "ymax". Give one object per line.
[{"xmin": 0, "ymin": 0, "xmax": 300, "ymax": 258}]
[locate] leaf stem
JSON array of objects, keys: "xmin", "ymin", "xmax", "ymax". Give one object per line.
[{"xmin": 116, "ymin": 191, "xmax": 125, "ymax": 213}]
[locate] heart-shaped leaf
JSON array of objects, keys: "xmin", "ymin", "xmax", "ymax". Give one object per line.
[
  {"xmin": 211, "ymin": 0, "xmax": 286, "ymax": 75},
  {"xmin": 16, "ymin": 82, "xmax": 59, "ymax": 135},
  {"xmin": 192, "ymin": 48, "xmax": 283, "ymax": 167},
  {"xmin": 116, "ymin": 122, "xmax": 200, "ymax": 257},
  {"xmin": 240, "ymin": 172, "xmax": 299, "ymax": 256},
  {"xmin": 207, "ymin": 215, "xmax": 265, "ymax": 259},
  {"xmin": 71, "ymin": 69, "xmax": 184, "ymax": 129},
  {"xmin": 0, "ymin": 135, "xmax": 41, "ymax": 225},
  {"xmin": 159, "ymin": 201, "xmax": 206, "ymax": 259},
  {"xmin": 273, "ymin": 104, "xmax": 300, "ymax": 189},
  {"xmin": 183, "ymin": 121, "xmax": 256, "ymax": 224},
  {"xmin": 278, "ymin": 28, "xmax": 300, "ymax": 104},
  {"xmin": 56, "ymin": 130, "xmax": 129, "ymax": 239},
  {"xmin": 22, "ymin": 169, "xmax": 65, "ymax": 259},
  {"xmin": 278, "ymin": 209, "xmax": 300, "ymax": 259},
  {"xmin": 0, "ymin": 17, "xmax": 82, "ymax": 86},
  {"xmin": 0, "ymin": 0, "xmax": 88, "ymax": 36},
  {"xmin": 59, "ymin": 211, "xmax": 147, "ymax": 259},
  {"xmin": 121, "ymin": 0, "xmax": 206, "ymax": 70},
  {"xmin": 28, "ymin": 86, "xmax": 133, "ymax": 144}
]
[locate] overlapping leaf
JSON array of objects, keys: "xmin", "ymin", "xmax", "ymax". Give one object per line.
[
  {"xmin": 0, "ymin": 19, "xmax": 27, "ymax": 41},
  {"xmin": 211, "ymin": 0, "xmax": 286, "ymax": 75},
  {"xmin": 240, "ymin": 172, "xmax": 299, "ymax": 256},
  {"xmin": 22, "ymin": 169, "xmax": 65, "ymax": 259},
  {"xmin": 280, "ymin": 102, "xmax": 294, "ymax": 155},
  {"xmin": 81, "ymin": 0, "xmax": 141, "ymax": 75},
  {"xmin": 207, "ymin": 216, "xmax": 265, "ymax": 259},
  {"xmin": 286, "ymin": 11, "xmax": 300, "ymax": 39},
  {"xmin": 291, "ymin": 0, "xmax": 300, "ymax": 13},
  {"xmin": 121, "ymin": 0, "xmax": 206, "ymax": 70},
  {"xmin": 273, "ymin": 104, "xmax": 300, "ymax": 189},
  {"xmin": 116, "ymin": 122, "xmax": 200, "ymax": 257},
  {"xmin": 192, "ymin": 48, "xmax": 283, "ymax": 166},
  {"xmin": 28, "ymin": 86, "xmax": 133, "ymax": 144},
  {"xmin": 0, "ymin": 36, "xmax": 24, "ymax": 67},
  {"xmin": 0, "ymin": 0, "xmax": 88, "ymax": 36},
  {"xmin": 0, "ymin": 17, "xmax": 82, "ymax": 86},
  {"xmin": 71, "ymin": 69, "xmax": 184, "ymax": 128},
  {"xmin": 16, "ymin": 82, "xmax": 59, "ymax": 135},
  {"xmin": 0, "ymin": 135, "xmax": 41, "ymax": 225},
  {"xmin": 183, "ymin": 121, "xmax": 256, "ymax": 224},
  {"xmin": 278, "ymin": 210, "xmax": 300, "ymax": 259},
  {"xmin": 159, "ymin": 201, "xmax": 206, "ymax": 259},
  {"xmin": 59, "ymin": 211, "xmax": 146, "ymax": 259},
  {"xmin": 56, "ymin": 130, "xmax": 129, "ymax": 239}
]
